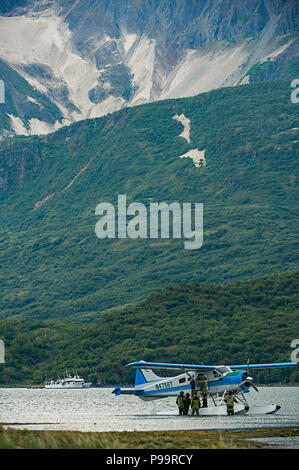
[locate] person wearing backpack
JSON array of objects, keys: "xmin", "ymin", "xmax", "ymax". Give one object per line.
[
  {"xmin": 191, "ymin": 391, "xmax": 201, "ymax": 416},
  {"xmin": 183, "ymin": 392, "xmax": 191, "ymax": 415},
  {"xmin": 176, "ymin": 391, "xmax": 185, "ymax": 415}
]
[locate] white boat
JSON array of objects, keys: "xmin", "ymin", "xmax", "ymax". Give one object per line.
[{"xmin": 45, "ymin": 374, "xmax": 92, "ymax": 389}]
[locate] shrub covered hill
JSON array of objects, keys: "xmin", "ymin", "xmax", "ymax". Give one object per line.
[
  {"xmin": 0, "ymin": 80, "xmax": 298, "ymax": 320},
  {"xmin": 0, "ymin": 271, "xmax": 298, "ymax": 385}
]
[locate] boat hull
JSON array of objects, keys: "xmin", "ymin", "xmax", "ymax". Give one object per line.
[{"xmin": 45, "ymin": 383, "xmax": 91, "ymax": 389}]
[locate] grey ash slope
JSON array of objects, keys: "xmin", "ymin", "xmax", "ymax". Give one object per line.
[{"xmin": 0, "ymin": 0, "xmax": 298, "ymax": 136}]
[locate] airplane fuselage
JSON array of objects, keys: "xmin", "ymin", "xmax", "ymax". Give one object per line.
[{"xmin": 133, "ymin": 368, "xmax": 249, "ymax": 401}]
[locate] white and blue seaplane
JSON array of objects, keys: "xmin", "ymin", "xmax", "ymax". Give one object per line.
[{"xmin": 112, "ymin": 360, "xmax": 297, "ymax": 416}]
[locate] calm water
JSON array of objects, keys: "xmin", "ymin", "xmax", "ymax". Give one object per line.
[{"xmin": 0, "ymin": 386, "xmax": 298, "ymax": 434}]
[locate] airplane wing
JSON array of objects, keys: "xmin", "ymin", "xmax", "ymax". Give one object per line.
[
  {"xmin": 229, "ymin": 362, "xmax": 297, "ymax": 370},
  {"xmin": 125, "ymin": 361, "xmax": 217, "ymax": 371},
  {"xmin": 126, "ymin": 361, "xmax": 297, "ymax": 371}
]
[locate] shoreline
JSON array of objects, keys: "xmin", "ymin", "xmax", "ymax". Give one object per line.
[
  {"xmin": 1, "ymin": 426, "xmax": 299, "ymax": 449},
  {"xmin": 1, "ymin": 383, "xmax": 299, "ymax": 389}
]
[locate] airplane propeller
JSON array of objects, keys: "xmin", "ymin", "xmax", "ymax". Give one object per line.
[
  {"xmin": 238, "ymin": 376, "xmax": 259, "ymax": 391},
  {"xmin": 239, "ymin": 362, "xmax": 259, "ymax": 392},
  {"xmin": 251, "ymin": 382, "xmax": 259, "ymax": 392},
  {"xmin": 246, "ymin": 359, "xmax": 259, "ymax": 392}
]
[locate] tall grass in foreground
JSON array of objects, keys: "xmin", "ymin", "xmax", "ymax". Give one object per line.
[
  {"xmin": 0, "ymin": 426, "xmax": 252, "ymax": 449},
  {"xmin": 3, "ymin": 427, "xmax": 299, "ymax": 449}
]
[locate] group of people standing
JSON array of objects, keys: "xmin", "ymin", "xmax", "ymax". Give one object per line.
[
  {"xmin": 176, "ymin": 374, "xmax": 208, "ymax": 416},
  {"xmin": 176, "ymin": 374, "xmax": 238, "ymax": 416}
]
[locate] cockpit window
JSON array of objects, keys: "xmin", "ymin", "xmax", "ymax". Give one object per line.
[{"xmin": 216, "ymin": 366, "xmax": 231, "ymax": 374}]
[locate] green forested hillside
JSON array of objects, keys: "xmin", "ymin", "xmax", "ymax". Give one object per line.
[
  {"xmin": 0, "ymin": 80, "xmax": 298, "ymax": 319},
  {"xmin": 0, "ymin": 271, "xmax": 298, "ymax": 385},
  {"xmin": 0, "ymin": 6, "xmax": 298, "ymax": 393}
]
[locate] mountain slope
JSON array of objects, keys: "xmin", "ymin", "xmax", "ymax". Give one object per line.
[
  {"xmin": 0, "ymin": 0, "xmax": 298, "ymax": 135},
  {"xmin": 0, "ymin": 80, "xmax": 298, "ymax": 319},
  {"xmin": 0, "ymin": 58, "xmax": 64, "ymax": 138},
  {"xmin": 0, "ymin": 271, "xmax": 298, "ymax": 385}
]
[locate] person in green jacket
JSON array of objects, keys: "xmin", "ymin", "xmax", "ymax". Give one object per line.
[
  {"xmin": 224, "ymin": 391, "xmax": 238, "ymax": 415},
  {"xmin": 191, "ymin": 391, "xmax": 201, "ymax": 416},
  {"xmin": 176, "ymin": 391, "xmax": 185, "ymax": 415},
  {"xmin": 183, "ymin": 392, "xmax": 191, "ymax": 415}
]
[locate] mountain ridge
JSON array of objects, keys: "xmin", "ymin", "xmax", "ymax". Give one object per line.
[{"xmin": 0, "ymin": 0, "xmax": 298, "ymax": 137}]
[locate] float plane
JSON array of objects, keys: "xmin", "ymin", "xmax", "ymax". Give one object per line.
[{"xmin": 112, "ymin": 360, "xmax": 297, "ymax": 415}]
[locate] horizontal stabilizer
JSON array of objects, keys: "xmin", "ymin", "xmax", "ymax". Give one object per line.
[{"xmin": 112, "ymin": 386, "xmax": 136, "ymax": 396}]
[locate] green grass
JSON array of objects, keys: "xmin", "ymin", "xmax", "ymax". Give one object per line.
[{"xmin": 1, "ymin": 426, "xmax": 299, "ymax": 449}]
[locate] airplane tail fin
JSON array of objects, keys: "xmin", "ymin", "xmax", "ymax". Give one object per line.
[
  {"xmin": 113, "ymin": 368, "xmax": 162, "ymax": 397},
  {"xmin": 135, "ymin": 368, "xmax": 161, "ymax": 386}
]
